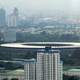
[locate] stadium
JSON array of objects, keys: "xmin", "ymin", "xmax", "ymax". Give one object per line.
[
  {"xmin": 1, "ymin": 42, "xmax": 80, "ymax": 49},
  {"xmin": 0, "ymin": 42, "xmax": 80, "ymax": 65}
]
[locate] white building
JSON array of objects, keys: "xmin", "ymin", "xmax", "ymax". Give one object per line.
[
  {"xmin": 36, "ymin": 47, "xmax": 63, "ymax": 80},
  {"xmin": 7, "ymin": 14, "xmax": 17, "ymax": 27},
  {"xmin": 7, "ymin": 8, "xmax": 19, "ymax": 27},
  {"xmin": 24, "ymin": 59, "xmax": 36, "ymax": 80}
]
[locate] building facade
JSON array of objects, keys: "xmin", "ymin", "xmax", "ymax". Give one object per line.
[
  {"xmin": 36, "ymin": 47, "xmax": 63, "ymax": 80},
  {"xmin": 24, "ymin": 59, "xmax": 36, "ymax": 80},
  {"xmin": 7, "ymin": 8, "xmax": 19, "ymax": 27}
]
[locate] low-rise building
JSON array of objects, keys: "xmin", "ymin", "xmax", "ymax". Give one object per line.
[{"xmin": 64, "ymin": 69, "xmax": 80, "ymax": 77}]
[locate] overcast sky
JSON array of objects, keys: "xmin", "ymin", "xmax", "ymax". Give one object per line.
[{"xmin": 0, "ymin": 0, "xmax": 80, "ymax": 15}]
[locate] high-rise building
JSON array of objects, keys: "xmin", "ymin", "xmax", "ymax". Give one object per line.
[
  {"xmin": 24, "ymin": 47, "xmax": 63, "ymax": 80},
  {"xmin": 0, "ymin": 8, "xmax": 6, "ymax": 27},
  {"xmin": 36, "ymin": 47, "xmax": 63, "ymax": 80},
  {"xmin": 7, "ymin": 8, "xmax": 19, "ymax": 27},
  {"xmin": 24, "ymin": 59, "xmax": 36, "ymax": 80}
]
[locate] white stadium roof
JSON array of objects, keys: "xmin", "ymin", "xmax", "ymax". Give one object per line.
[{"xmin": 1, "ymin": 42, "xmax": 80, "ymax": 49}]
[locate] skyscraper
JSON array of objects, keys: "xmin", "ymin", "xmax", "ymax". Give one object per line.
[
  {"xmin": 36, "ymin": 47, "xmax": 63, "ymax": 80},
  {"xmin": 0, "ymin": 8, "xmax": 6, "ymax": 27},
  {"xmin": 7, "ymin": 8, "xmax": 19, "ymax": 27},
  {"xmin": 24, "ymin": 59, "xmax": 36, "ymax": 80}
]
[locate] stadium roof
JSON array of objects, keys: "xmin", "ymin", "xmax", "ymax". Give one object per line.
[{"xmin": 1, "ymin": 42, "xmax": 80, "ymax": 49}]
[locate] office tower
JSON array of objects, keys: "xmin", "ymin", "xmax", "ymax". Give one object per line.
[
  {"xmin": 0, "ymin": 8, "xmax": 6, "ymax": 27},
  {"xmin": 24, "ymin": 59, "xmax": 36, "ymax": 80},
  {"xmin": 36, "ymin": 47, "xmax": 63, "ymax": 80},
  {"xmin": 7, "ymin": 8, "xmax": 19, "ymax": 27}
]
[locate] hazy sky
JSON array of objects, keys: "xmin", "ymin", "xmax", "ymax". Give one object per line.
[{"xmin": 0, "ymin": 0, "xmax": 80, "ymax": 15}]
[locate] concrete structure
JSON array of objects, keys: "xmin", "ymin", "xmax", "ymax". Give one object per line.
[
  {"xmin": 36, "ymin": 47, "xmax": 63, "ymax": 80},
  {"xmin": 24, "ymin": 59, "xmax": 36, "ymax": 80},
  {"xmin": 7, "ymin": 8, "xmax": 19, "ymax": 27},
  {"xmin": 0, "ymin": 8, "xmax": 6, "ymax": 27}
]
